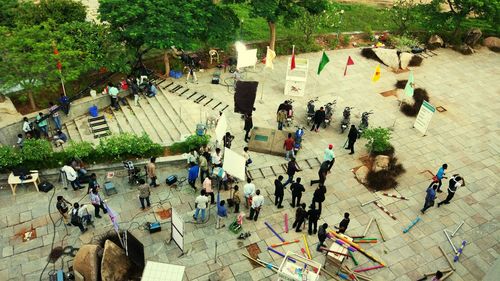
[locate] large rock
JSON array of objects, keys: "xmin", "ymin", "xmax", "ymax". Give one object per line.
[
  {"xmin": 464, "ymin": 28, "xmax": 482, "ymax": 47},
  {"xmin": 101, "ymin": 240, "xmax": 131, "ymax": 281},
  {"xmin": 484, "ymin": 37, "xmax": 500, "ymax": 52},
  {"xmin": 454, "ymin": 44, "xmax": 474, "ymax": 55},
  {"xmin": 428, "ymin": 34, "xmax": 444, "ymax": 49},
  {"xmin": 372, "ymin": 48, "xmax": 400, "ymax": 69},
  {"xmin": 399, "ymin": 52, "xmax": 413, "ymax": 69},
  {"xmin": 73, "ymin": 244, "xmax": 102, "ymax": 281},
  {"xmin": 355, "ymin": 166, "xmax": 370, "ymax": 184},
  {"xmin": 373, "ymin": 155, "xmax": 390, "ymax": 172}
]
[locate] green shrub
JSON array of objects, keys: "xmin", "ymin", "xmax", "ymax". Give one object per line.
[
  {"xmin": 170, "ymin": 134, "xmax": 211, "ymax": 154},
  {"xmin": 65, "ymin": 141, "xmax": 94, "ymax": 159},
  {"xmin": 96, "ymin": 133, "xmax": 164, "ymax": 161},
  {"xmin": 342, "ymin": 34, "xmax": 351, "ymax": 46},
  {"xmin": 362, "ymin": 127, "xmax": 392, "ymax": 153},
  {"xmin": 388, "ymin": 35, "xmax": 420, "ymax": 52},
  {"xmin": 0, "ymin": 146, "xmax": 22, "ymax": 171},
  {"xmin": 21, "ymin": 139, "xmax": 53, "ymax": 168}
]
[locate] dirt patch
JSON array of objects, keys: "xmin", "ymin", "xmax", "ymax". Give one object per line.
[
  {"xmin": 380, "ymin": 89, "xmax": 398, "ymax": 98},
  {"xmin": 156, "ymin": 208, "xmax": 172, "ymax": 220},
  {"xmin": 245, "ymin": 243, "xmax": 262, "ymax": 269}
]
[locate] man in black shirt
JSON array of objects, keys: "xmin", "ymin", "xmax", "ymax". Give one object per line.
[
  {"xmin": 312, "ymin": 184, "xmax": 326, "ymax": 215},
  {"xmin": 316, "ymin": 223, "xmax": 329, "ymax": 251},
  {"xmin": 307, "ymin": 204, "xmax": 320, "ymax": 235},
  {"xmin": 338, "ymin": 212, "xmax": 350, "ymax": 234},
  {"xmin": 283, "ymin": 158, "xmax": 301, "ymax": 187},
  {"xmin": 290, "ymin": 177, "xmax": 305, "ymax": 208},
  {"xmin": 274, "ymin": 175, "xmax": 284, "ymax": 208},
  {"xmin": 311, "ymin": 107, "xmax": 326, "ymax": 132},
  {"xmin": 292, "ymin": 203, "xmax": 307, "ymax": 232},
  {"xmin": 311, "ymin": 160, "xmax": 330, "ymax": 186},
  {"xmin": 56, "ymin": 196, "xmax": 72, "ymax": 226}
]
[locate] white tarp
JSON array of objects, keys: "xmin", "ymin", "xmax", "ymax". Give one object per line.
[
  {"xmin": 222, "ymin": 148, "xmax": 246, "ymax": 180},
  {"xmin": 237, "ymin": 48, "xmax": 258, "ymax": 69},
  {"xmin": 215, "ymin": 113, "xmax": 227, "ymax": 143}
]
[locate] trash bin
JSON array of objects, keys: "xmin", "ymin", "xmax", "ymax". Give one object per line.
[
  {"xmin": 89, "ymin": 105, "xmax": 98, "ymax": 117},
  {"xmin": 196, "ymin": 124, "xmax": 206, "ymax": 136}
]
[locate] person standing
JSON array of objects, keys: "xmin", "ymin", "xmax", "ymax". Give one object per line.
[
  {"xmin": 56, "ymin": 196, "xmax": 72, "ymax": 226},
  {"xmin": 233, "ymin": 185, "xmax": 241, "ymax": 213},
  {"xmin": 222, "ymin": 132, "xmax": 234, "ymax": 149},
  {"xmin": 49, "ymin": 102, "xmax": 62, "ymax": 130},
  {"xmin": 290, "ymin": 177, "xmax": 305, "ymax": 208},
  {"xmin": 421, "ymin": 183, "xmax": 437, "ymax": 214},
  {"xmin": 203, "ymin": 176, "xmax": 215, "ymax": 204},
  {"xmin": 243, "ymin": 178, "xmax": 255, "ymax": 208},
  {"xmin": 310, "ymin": 160, "xmax": 330, "ymax": 186},
  {"xmin": 193, "ymin": 190, "xmax": 209, "ymax": 223},
  {"xmin": 36, "ymin": 112, "xmax": 48, "ymax": 138},
  {"xmin": 59, "ymin": 93, "xmax": 70, "ymax": 115},
  {"xmin": 108, "ymin": 82, "xmax": 120, "ymax": 110},
  {"xmin": 211, "ymin": 148, "xmax": 223, "ymax": 168},
  {"xmin": 292, "ymin": 203, "xmax": 307, "ymax": 232},
  {"xmin": 277, "ymin": 109, "xmax": 287, "ymax": 130},
  {"xmin": 324, "ymin": 144, "xmax": 335, "ymax": 172},
  {"xmin": 199, "ymin": 154, "xmax": 209, "ymax": 184},
  {"xmin": 244, "ymin": 114, "xmax": 253, "ymax": 142},
  {"xmin": 435, "ymin": 164, "xmax": 448, "ymax": 193},
  {"xmin": 90, "ymin": 187, "xmax": 107, "ymax": 219},
  {"xmin": 22, "ymin": 117, "xmax": 34, "ymax": 138},
  {"xmin": 243, "ymin": 147, "xmax": 252, "ymax": 167},
  {"xmin": 146, "ymin": 157, "xmax": 159, "ymax": 187},
  {"xmin": 316, "ymin": 223, "xmax": 329, "ymax": 251},
  {"xmin": 283, "ymin": 133, "xmax": 295, "ymax": 161},
  {"xmin": 137, "ymin": 179, "xmax": 151, "ymax": 210},
  {"xmin": 247, "ymin": 189, "xmax": 264, "ymax": 221},
  {"xmin": 274, "ymin": 175, "xmax": 285, "ymax": 209},
  {"xmin": 312, "ymin": 184, "xmax": 327, "ymax": 215},
  {"xmin": 61, "ymin": 165, "xmax": 83, "ymax": 190},
  {"xmin": 17, "ymin": 134, "xmax": 24, "ymax": 149},
  {"xmin": 338, "ymin": 213, "xmax": 350, "ymax": 234},
  {"xmin": 283, "ymin": 158, "xmax": 301, "ymax": 187},
  {"xmin": 307, "ymin": 204, "xmax": 320, "ymax": 235},
  {"xmin": 188, "ymin": 162, "xmax": 200, "ymax": 190},
  {"xmin": 216, "ymin": 200, "xmax": 228, "ymax": 229},
  {"xmin": 311, "ymin": 107, "xmax": 326, "ymax": 132},
  {"xmin": 71, "ymin": 202, "xmax": 92, "ymax": 233},
  {"xmin": 345, "ymin": 125, "xmax": 358, "ymax": 155},
  {"xmin": 437, "ymin": 175, "xmax": 465, "ymax": 207}
]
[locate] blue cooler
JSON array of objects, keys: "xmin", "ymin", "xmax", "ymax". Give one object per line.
[{"xmin": 89, "ymin": 105, "xmax": 98, "ymax": 117}]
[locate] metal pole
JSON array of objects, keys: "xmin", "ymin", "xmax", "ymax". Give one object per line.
[
  {"xmin": 444, "ymin": 230, "xmax": 458, "ymax": 254},
  {"xmin": 451, "ymin": 221, "xmax": 464, "ymax": 237},
  {"xmin": 361, "ymin": 198, "xmax": 379, "ymax": 207},
  {"xmin": 214, "ymin": 241, "xmax": 218, "ymax": 264}
]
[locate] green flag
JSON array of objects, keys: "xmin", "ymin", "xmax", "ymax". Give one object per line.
[
  {"xmin": 317, "ymin": 51, "xmax": 330, "ymax": 75},
  {"xmin": 404, "ymin": 71, "xmax": 414, "ymax": 97}
]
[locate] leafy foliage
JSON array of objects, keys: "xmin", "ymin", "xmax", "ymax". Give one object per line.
[
  {"xmin": 389, "ymin": 0, "xmax": 421, "ymax": 34},
  {"xmin": 96, "ymin": 133, "xmax": 163, "ymax": 161},
  {"xmin": 21, "ymin": 139, "xmax": 54, "ymax": 167},
  {"xmin": 388, "ymin": 35, "xmax": 420, "ymax": 52},
  {"xmin": 0, "ymin": 146, "xmax": 22, "ymax": 170},
  {"xmin": 292, "ymin": 3, "xmax": 341, "ymax": 43},
  {"xmin": 15, "ymin": 0, "xmax": 87, "ymax": 26},
  {"xmin": 362, "ymin": 127, "xmax": 392, "ymax": 153},
  {"xmin": 170, "ymin": 135, "xmax": 211, "ymax": 154}
]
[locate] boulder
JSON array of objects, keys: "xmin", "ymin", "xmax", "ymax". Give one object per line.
[
  {"xmin": 372, "ymin": 48, "xmax": 400, "ymax": 69},
  {"xmin": 373, "ymin": 155, "xmax": 390, "ymax": 172},
  {"xmin": 454, "ymin": 44, "xmax": 474, "ymax": 55},
  {"xmin": 399, "ymin": 52, "xmax": 413, "ymax": 69},
  {"xmin": 484, "ymin": 37, "xmax": 500, "ymax": 52},
  {"xmin": 428, "ymin": 34, "xmax": 444, "ymax": 49},
  {"xmin": 73, "ymin": 244, "xmax": 102, "ymax": 281},
  {"xmin": 464, "ymin": 28, "xmax": 482, "ymax": 47},
  {"xmin": 101, "ymin": 240, "xmax": 131, "ymax": 281},
  {"xmin": 355, "ymin": 166, "xmax": 370, "ymax": 184}
]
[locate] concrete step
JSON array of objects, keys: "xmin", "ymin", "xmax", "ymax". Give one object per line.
[
  {"xmin": 136, "ymin": 97, "xmax": 173, "ymax": 144},
  {"xmin": 104, "ymin": 111, "xmax": 121, "ymax": 135},
  {"xmin": 126, "ymin": 102, "xmax": 163, "ymax": 144},
  {"xmin": 65, "ymin": 120, "xmax": 82, "ymax": 143},
  {"xmin": 146, "ymin": 96, "xmax": 180, "ymax": 142},
  {"xmin": 119, "ymin": 105, "xmax": 146, "ymax": 136},
  {"xmin": 111, "ymin": 108, "xmax": 133, "ymax": 134},
  {"xmin": 74, "ymin": 117, "xmax": 98, "ymax": 144},
  {"xmin": 155, "ymin": 89, "xmax": 192, "ymax": 137}
]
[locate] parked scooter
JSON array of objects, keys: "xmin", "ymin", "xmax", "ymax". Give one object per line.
[
  {"xmin": 293, "ymin": 125, "xmax": 305, "ymax": 155},
  {"xmin": 340, "ymin": 106, "xmax": 354, "ymax": 133},
  {"xmin": 323, "ymin": 100, "xmax": 337, "ymax": 128},
  {"xmin": 306, "ymin": 97, "xmax": 318, "ymax": 125},
  {"xmin": 357, "ymin": 110, "xmax": 373, "ymax": 138}
]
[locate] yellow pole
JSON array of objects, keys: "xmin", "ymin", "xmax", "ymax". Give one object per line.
[{"xmin": 303, "ymin": 234, "xmax": 312, "ymax": 259}]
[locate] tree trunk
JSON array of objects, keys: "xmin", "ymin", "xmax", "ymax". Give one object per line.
[
  {"xmin": 27, "ymin": 91, "xmax": 36, "ymax": 110},
  {"xmin": 164, "ymin": 50, "xmax": 170, "ymax": 77},
  {"xmin": 268, "ymin": 21, "xmax": 276, "ymax": 51}
]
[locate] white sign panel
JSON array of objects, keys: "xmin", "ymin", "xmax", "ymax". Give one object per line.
[
  {"xmin": 222, "ymin": 148, "xmax": 246, "ymax": 180},
  {"xmin": 237, "ymin": 48, "xmax": 258, "ymax": 69},
  {"xmin": 414, "ymin": 100, "xmax": 435, "ymax": 135}
]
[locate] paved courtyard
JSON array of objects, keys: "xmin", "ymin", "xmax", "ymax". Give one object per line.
[{"xmin": 0, "ymin": 47, "xmax": 499, "ymax": 281}]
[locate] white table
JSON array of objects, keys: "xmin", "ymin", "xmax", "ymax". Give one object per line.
[{"xmin": 8, "ymin": 172, "xmax": 40, "ymax": 195}]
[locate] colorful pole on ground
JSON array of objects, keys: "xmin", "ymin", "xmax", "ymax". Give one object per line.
[
  {"xmin": 362, "ymin": 218, "xmax": 373, "ymax": 237},
  {"xmin": 403, "ymin": 217, "xmax": 421, "ymax": 233},
  {"xmin": 353, "ymin": 265, "xmax": 384, "ymax": 273},
  {"xmin": 438, "ymin": 245, "xmax": 455, "ymax": 270},
  {"xmin": 374, "ymin": 218, "xmax": 386, "ymax": 242},
  {"xmin": 303, "ymin": 234, "xmax": 312, "ymax": 259},
  {"xmin": 270, "ymin": 239, "xmax": 300, "ymax": 248},
  {"xmin": 337, "ymin": 272, "xmax": 350, "ymax": 280},
  {"xmin": 443, "ymin": 230, "xmax": 458, "ymax": 254},
  {"xmin": 330, "ymin": 231, "xmax": 386, "ymax": 266},
  {"xmin": 453, "ymin": 240, "xmax": 467, "ymax": 262},
  {"xmin": 382, "ymin": 193, "xmax": 409, "ymax": 200},
  {"xmin": 374, "ymin": 201, "xmax": 397, "ymax": 220},
  {"xmin": 348, "ymin": 250, "xmax": 359, "ymax": 265},
  {"xmin": 320, "ymin": 247, "xmax": 350, "ymax": 257},
  {"xmin": 264, "ymin": 221, "xmax": 285, "ymax": 242},
  {"xmin": 242, "ymin": 253, "xmax": 278, "ymax": 272},
  {"xmin": 451, "ymin": 221, "xmax": 464, "ymax": 237},
  {"xmin": 284, "ymin": 213, "xmax": 289, "ymax": 233},
  {"xmin": 361, "ymin": 198, "xmax": 380, "ymax": 207},
  {"xmin": 352, "ymin": 240, "xmax": 377, "ymax": 243},
  {"xmin": 441, "ymin": 270, "xmax": 454, "ymax": 280},
  {"xmin": 353, "ymin": 237, "xmax": 377, "ymax": 241},
  {"xmin": 257, "ymin": 258, "xmax": 279, "ymax": 270},
  {"xmin": 334, "ymin": 239, "xmax": 357, "ymax": 252},
  {"xmin": 267, "ymin": 247, "xmax": 296, "ymax": 263}
]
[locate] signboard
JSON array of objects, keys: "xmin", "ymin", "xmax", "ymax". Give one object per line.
[
  {"xmin": 285, "ymin": 58, "xmax": 308, "ymax": 96},
  {"xmin": 414, "ymin": 100, "xmax": 435, "ymax": 135}
]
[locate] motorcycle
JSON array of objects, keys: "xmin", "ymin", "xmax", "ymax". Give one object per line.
[
  {"xmin": 323, "ymin": 100, "xmax": 337, "ymax": 128},
  {"xmin": 357, "ymin": 110, "xmax": 373, "ymax": 138},
  {"xmin": 306, "ymin": 97, "xmax": 318, "ymax": 125},
  {"xmin": 340, "ymin": 106, "xmax": 354, "ymax": 133},
  {"xmin": 293, "ymin": 126, "xmax": 305, "ymax": 155}
]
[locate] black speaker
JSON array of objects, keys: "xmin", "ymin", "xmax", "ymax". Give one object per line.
[{"xmin": 40, "ymin": 181, "xmax": 54, "ymax": 192}]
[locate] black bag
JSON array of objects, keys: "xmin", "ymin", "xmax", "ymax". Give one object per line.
[
  {"xmin": 165, "ymin": 175, "xmax": 177, "ymax": 185},
  {"xmin": 71, "ymin": 211, "xmax": 81, "ymax": 225},
  {"xmin": 39, "ymin": 181, "xmax": 54, "ymax": 192}
]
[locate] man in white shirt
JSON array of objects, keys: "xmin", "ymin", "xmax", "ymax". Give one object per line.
[
  {"xmin": 193, "ymin": 189, "xmax": 210, "ymax": 222},
  {"xmin": 243, "ymin": 178, "xmax": 256, "ymax": 208},
  {"xmin": 61, "ymin": 165, "xmax": 83, "ymax": 190},
  {"xmin": 71, "ymin": 202, "xmax": 92, "ymax": 233},
  {"xmin": 211, "ymin": 148, "xmax": 222, "ymax": 168},
  {"xmin": 247, "ymin": 189, "xmax": 264, "ymax": 221},
  {"xmin": 108, "ymin": 83, "xmax": 119, "ymax": 110},
  {"xmin": 438, "ymin": 174, "xmax": 465, "ymax": 207},
  {"xmin": 22, "ymin": 117, "xmax": 33, "ymax": 137}
]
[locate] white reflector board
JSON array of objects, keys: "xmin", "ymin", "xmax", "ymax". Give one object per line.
[
  {"xmin": 237, "ymin": 49, "xmax": 258, "ymax": 69},
  {"xmin": 222, "ymin": 148, "xmax": 246, "ymax": 180}
]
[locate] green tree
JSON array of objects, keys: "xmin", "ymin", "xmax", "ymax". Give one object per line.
[
  {"xmin": 99, "ymin": 0, "xmax": 238, "ymax": 76},
  {"xmin": 0, "ymin": 0, "xmax": 20, "ymax": 28},
  {"xmin": 15, "ymin": 0, "xmax": 87, "ymax": 26},
  {"xmin": 389, "ymin": 0, "xmax": 420, "ymax": 34},
  {"xmin": 293, "ymin": 2, "xmax": 341, "ymax": 43},
  {"xmin": 362, "ymin": 127, "xmax": 392, "ymax": 153}
]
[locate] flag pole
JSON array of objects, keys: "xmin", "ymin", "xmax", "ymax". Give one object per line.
[{"xmin": 59, "ymin": 71, "xmax": 67, "ymax": 97}]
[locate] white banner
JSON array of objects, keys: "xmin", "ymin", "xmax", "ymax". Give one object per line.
[
  {"xmin": 222, "ymin": 148, "xmax": 246, "ymax": 180},
  {"xmin": 237, "ymin": 48, "xmax": 258, "ymax": 69},
  {"xmin": 414, "ymin": 100, "xmax": 435, "ymax": 135},
  {"xmin": 215, "ymin": 113, "xmax": 227, "ymax": 143}
]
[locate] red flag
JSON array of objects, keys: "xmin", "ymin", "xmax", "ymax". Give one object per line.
[
  {"xmin": 291, "ymin": 46, "xmax": 296, "ymax": 70},
  {"xmin": 344, "ymin": 56, "xmax": 355, "ymax": 76},
  {"xmin": 53, "ymin": 45, "xmax": 62, "ymax": 71}
]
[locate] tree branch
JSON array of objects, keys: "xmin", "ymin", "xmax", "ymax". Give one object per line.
[{"xmin": 446, "ymin": 0, "xmax": 456, "ymax": 14}]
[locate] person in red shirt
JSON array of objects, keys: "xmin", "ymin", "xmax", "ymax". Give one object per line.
[{"xmin": 284, "ymin": 133, "xmax": 295, "ymax": 160}]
